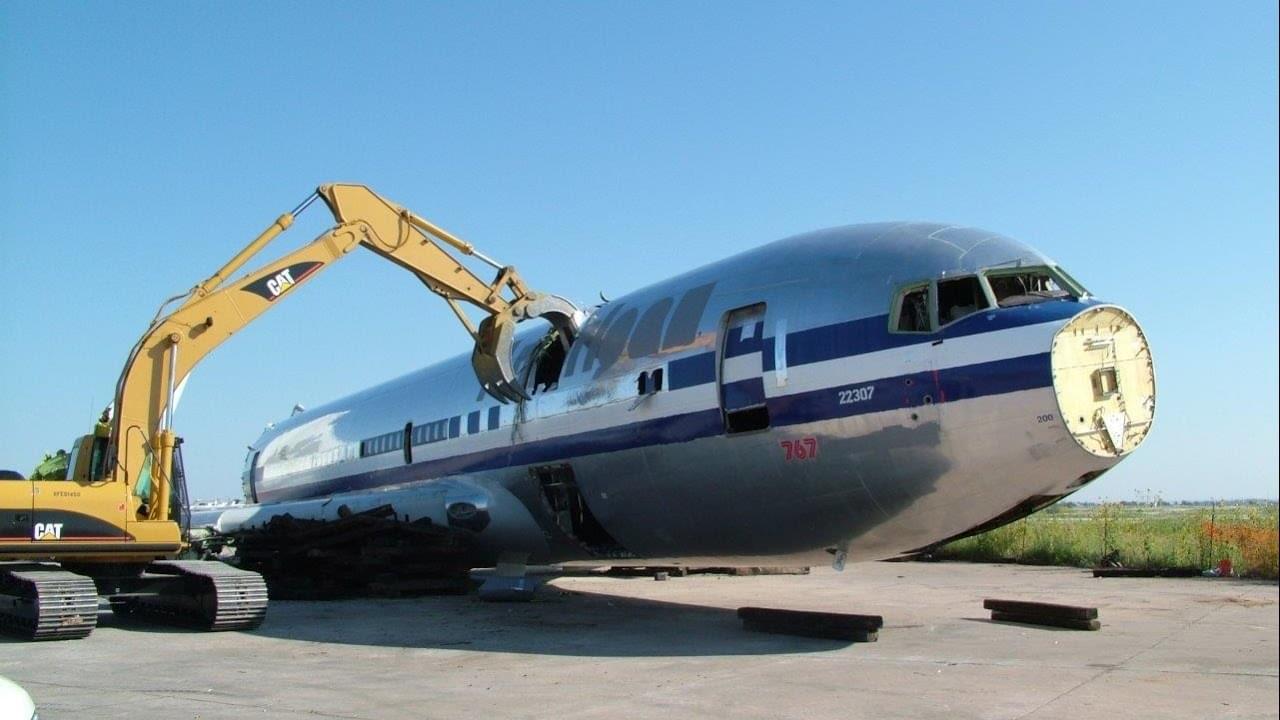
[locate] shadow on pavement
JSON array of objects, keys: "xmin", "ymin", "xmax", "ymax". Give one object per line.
[{"xmin": 232, "ymin": 583, "xmax": 854, "ymax": 657}]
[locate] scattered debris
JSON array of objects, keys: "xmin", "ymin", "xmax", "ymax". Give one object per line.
[{"xmin": 1202, "ymin": 559, "xmax": 1236, "ymax": 577}]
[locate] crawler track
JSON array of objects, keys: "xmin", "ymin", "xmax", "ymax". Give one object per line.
[
  {"xmin": 0, "ymin": 565, "xmax": 99, "ymax": 640},
  {"xmin": 116, "ymin": 560, "xmax": 268, "ymax": 631}
]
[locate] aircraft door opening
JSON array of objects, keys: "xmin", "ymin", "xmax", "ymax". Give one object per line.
[
  {"xmin": 532, "ymin": 464, "xmax": 629, "ymax": 557},
  {"xmin": 719, "ymin": 303, "xmax": 769, "ymax": 434}
]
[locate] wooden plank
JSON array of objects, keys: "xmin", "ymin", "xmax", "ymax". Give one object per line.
[
  {"xmin": 990, "ymin": 611, "xmax": 1101, "ymax": 631},
  {"xmin": 742, "ymin": 618, "xmax": 877, "ymax": 642},
  {"xmin": 738, "ymin": 606, "xmax": 882, "ymax": 641},
  {"xmin": 983, "ymin": 599, "xmax": 1097, "ymax": 619}
]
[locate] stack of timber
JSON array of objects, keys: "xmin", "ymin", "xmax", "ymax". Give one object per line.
[
  {"xmin": 738, "ymin": 606, "xmax": 883, "ymax": 642},
  {"xmin": 231, "ymin": 505, "xmax": 474, "ymax": 599},
  {"xmin": 983, "ymin": 599, "xmax": 1100, "ymax": 630}
]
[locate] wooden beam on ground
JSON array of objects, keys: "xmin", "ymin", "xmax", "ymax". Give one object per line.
[
  {"xmin": 738, "ymin": 606, "xmax": 882, "ymax": 642},
  {"xmin": 990, "ymin": 611, "xmax": 1101, "ymax": 631},
  {"xmin": 983, "ymin": 599, "xmax": 1100, "ymax": 631}
]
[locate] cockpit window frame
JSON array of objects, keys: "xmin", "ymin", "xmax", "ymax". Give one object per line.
[
  {"xmin": 890, "ymin": 263, "xmax": 1087, "ymax": 335},
  {"xmin": 1050, "ymin": 265, "xmax": 1089, "ymax": 297},
  {"xmin": 888, "ymin": 280, "xmax": 936, "ymax": 335},
  {"xmin": 981, "ymin": 264, "xmax": 1080, "ymax": 307},
  {"xmin": 935, "ymin": 273, "xmax": 993, "ymax": 329}
]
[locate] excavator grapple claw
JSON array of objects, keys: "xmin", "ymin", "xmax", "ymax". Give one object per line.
[
  {"xmin": 472, "ymin": 294, "xmax": 581, "ymax": 404},
  {"xmin": 473, "ymin": 313, "xmax": 526, "ymax": 403}
]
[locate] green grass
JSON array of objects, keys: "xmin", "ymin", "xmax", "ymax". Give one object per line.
[{"xmin": 933, "ymin": 503, "xmax": 1279, "ymax": 580}]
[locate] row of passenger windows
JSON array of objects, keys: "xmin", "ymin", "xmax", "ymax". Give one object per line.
[
  {"xmin": 893, "ymin": 266, "xmax": 1081, "ymax": 333},
  {"xmin": 359, "ymin": 407, "xmax": 502, "ymax": 458}
]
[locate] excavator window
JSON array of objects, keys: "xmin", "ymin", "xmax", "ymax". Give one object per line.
[{"xmin": 88, "ymin": 436, "xmax": 108, "ymax": 481}]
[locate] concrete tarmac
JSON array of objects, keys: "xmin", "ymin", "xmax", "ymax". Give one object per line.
[{"xmin": 3, "ymin": 562, "xmax": 1276, "ymax": 720}]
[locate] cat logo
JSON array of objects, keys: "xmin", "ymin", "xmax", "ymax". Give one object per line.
[
  {"xmin": 265, "ymin": 268, "xmax": 296, "ymax": 298},
  {"xmin": 241, "ymin": 261, "xmax": 323, "ymax": 302},
  {"xmin": 33, "ymin": 522, "xmax": 64, "ymax": 540}
]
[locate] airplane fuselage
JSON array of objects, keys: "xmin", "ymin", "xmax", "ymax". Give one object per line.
[{"xmin": 223, "ymin": 222, "xmax": 1155, "ymax": 568}]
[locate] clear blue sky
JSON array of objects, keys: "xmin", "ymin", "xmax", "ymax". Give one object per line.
[{"xmin": 1, "ymin": 2, "xmax": 1276, "ymax": 502}]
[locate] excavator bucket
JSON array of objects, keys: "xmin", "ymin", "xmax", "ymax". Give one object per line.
[
  {"xmin": 472, "ymin": 315, "xmax": 524, "ymax": 403},
  {"xmin": 472, "ymin": 294, "xmax": 581, "ymax": 403}
]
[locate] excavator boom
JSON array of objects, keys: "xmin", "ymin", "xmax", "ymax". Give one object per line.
[{"xmin": 109, "ymin": 184, "xmax": 578, "ymax": 519}]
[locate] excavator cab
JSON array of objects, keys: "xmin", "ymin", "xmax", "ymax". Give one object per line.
[{"xmin": 65, "ymin": 426, "xmax": 109, "ymax": 484}]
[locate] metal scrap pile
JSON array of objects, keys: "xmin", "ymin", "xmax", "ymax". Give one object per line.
[{"xmin": 228, "ymin": 504, "xmax": 475, "ymax": 599}]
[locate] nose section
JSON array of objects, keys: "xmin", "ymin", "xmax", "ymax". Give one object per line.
[{"xmin": 1051, "ymin": 305, "xmax": 1156, "ymax": 457}]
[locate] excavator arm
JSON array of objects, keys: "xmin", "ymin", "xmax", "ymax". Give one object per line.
[{"xmin": 108, "ymin": 183, "xmax": 579, "ymax": 520}]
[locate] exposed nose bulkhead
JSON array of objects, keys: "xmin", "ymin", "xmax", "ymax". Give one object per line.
[{"xmin": 1051, "ymin": 305, "xmax": 1156, "ymax": 457}]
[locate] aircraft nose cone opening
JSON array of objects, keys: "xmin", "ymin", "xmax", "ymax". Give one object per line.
[{"xmin": 1051, "ymin": 305, "xmax": 1156, "ymax": 457}]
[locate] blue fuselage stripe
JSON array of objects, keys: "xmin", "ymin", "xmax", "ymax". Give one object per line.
[
  {"xmin": 671, "ymin": 300, "xmax": 1085, "ymax": 390},
  {"xmin": 257, "ymin": 348, "xmax": 1055, "ymax": 503}
]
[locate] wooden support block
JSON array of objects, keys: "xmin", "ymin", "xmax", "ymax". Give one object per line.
[
  {"xmin": 738, "ymin": 607, "xmax": 882, "ymax": 642},
  {"xmin": 983, "ymin": 599, "xmax": 1097, "ymax": 620},
  {"xmin": 990, "ymin": 611, "xmax": 1101, "ymax": 631}
]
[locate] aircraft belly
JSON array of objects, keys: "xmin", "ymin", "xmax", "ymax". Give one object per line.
[{"xmin": 555, "ymin": 384, "xmax": 1116, "ymax": 564}]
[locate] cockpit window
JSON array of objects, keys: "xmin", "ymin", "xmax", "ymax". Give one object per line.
[
  {"xmin": 986, "ymin": 267, "xmax": 1073, "ymax": 308},
  {"xmin": 937, "ymin": 276, "xmax": 989, "ymax": 326},
  {"xmin": 894, "ymin": 285, "xmax": 931, "ymax": 333}
]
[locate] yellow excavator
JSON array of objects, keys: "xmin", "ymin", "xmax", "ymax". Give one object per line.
[{"xmin": 0, "ymin": 184, "xmax": 579, "ymax": 640}]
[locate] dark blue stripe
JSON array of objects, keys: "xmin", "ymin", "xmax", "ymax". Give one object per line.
[
  {"xmin": 785, "ymin": 300, "xmax": 1089, "ymax": 368},
  {"xmin": 257, "ymin": 352, "xmax": 1053, "ymax": 503},
  {"xmin": 936, "ymin": 352, "xmax": 1051, "ymax": 403},
  {"xmin": 341, "ymin": 306, "xmax": 1075, "ymax": 477},
  {"xmin": 724, "ymin": 321, "xmax": 764, "ymax": 358},
  {"xmin": 668, "ymin": 352, "xmax": 715, "ymax": 390},
  {"xmin": 769, "ymin": 353, "xmax": 1051, "ymax": 426},
  {"xmin": 722, "ymin": 378, "xmax": 765, "ymax": 411},
  {"xmin": 670, "ymin": 300, "xmax": 1088, "ymax": 388},
  {"xmin": 260, "ymin": 408, "xmax": 724, "ymax": 503}
]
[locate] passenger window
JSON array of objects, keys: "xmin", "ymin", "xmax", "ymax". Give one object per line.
[
  {"xmin": 895, "ymin": 285, "xmax": 931, "ymax": 333},
  {"xmin": 938, "ymin": 276, "xmax": 989, "ymax": 326}
]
